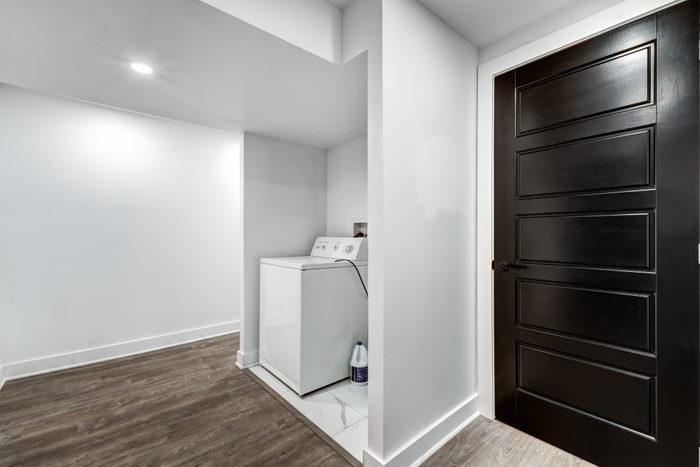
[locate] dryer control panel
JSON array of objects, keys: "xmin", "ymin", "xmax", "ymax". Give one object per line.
[{"xmin": 310, "ymin": 237, "xmax": 368, "ymax": 261}]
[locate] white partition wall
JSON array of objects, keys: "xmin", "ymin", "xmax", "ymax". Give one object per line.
[
  {"xmin": 0, "ymin": 85, "xmax": 242, "ymax": 378},
  {"xmin": 0, "ymin": 333, "xmax": 5, "ymax": 390},
  {"xmin": 201, "ymin": 0, "xmax": 343, "ymax": 64},
  {"xmin": 363, "ymin": 1, "xmax": 479, "ymax": 465},
  {"xmin": 237, "ymin": 132, "xmax": 327, "ymax": 368},
  {"xmin": 327, "ymin": 135, "xmax": 368, "ymax": 237},
  {"xmin": 0, "ymin": 291, "xmax": 4, "ymax": 388}
]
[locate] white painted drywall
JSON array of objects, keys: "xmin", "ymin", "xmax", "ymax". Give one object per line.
[
  {"xmin": 340, "ymin": 0, "xmax": 386, "ymax": 462},
  {"xmin": 477, "ymin": 0, "xmax": 626, "ymax": 64},
  {"xmin": 0, "ymin": 304, "xmax": 4, "ymax": 387},
  {"xmin": 0, "ymin": 0, "xmax": 365, "ymax": 150},
  {"xmin": 475, "ymin": 0, "xmax": 680, "ymax": 419},
  {"xmin": 342, "ymin": 0, "xmax": 377, "ymax": 64},
  {"xmin": 370, "ymin": 0, "xmax": 478, "ymax": 463},
  {"xmin": 414, "ymin": 0, "xmax": 625, "ymax": 55},
  {"xmin": 0, "ymin": 298, "xmax": 4, "ymax": 387},
  {"xmin": 0, "ymin": 85, "xmax": 241, "ymax": 376},
  {"xmin": 200, "ymin": 0, "xmax": 342, "ymax": 64},
  {"xmin": 238, "ymin": 133, "xmax": 327, "ymax": 367},
  {"xmin": 326, "ymin": 135, "xmax": 368, "ymax": 237},
  {"xmin": 0, "ymin": 333, "xmax": 5, "ymax": 390}
]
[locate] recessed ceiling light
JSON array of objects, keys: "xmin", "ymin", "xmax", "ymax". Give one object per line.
[{"xmin": 130, "ymin": 62, "xmax": 154, "ymax": 75}]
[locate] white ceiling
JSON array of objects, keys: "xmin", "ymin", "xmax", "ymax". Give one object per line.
[
  {"xmin": 417, "ymin": 0, "xmax": 626, "ymax": 49},
  {"xmin": 0, "ymin": 0, "xmax": 367, "ymax": 149},
  {"xmin": 324, "ymin": 0, "xmax": 354, "ymax": 10}
]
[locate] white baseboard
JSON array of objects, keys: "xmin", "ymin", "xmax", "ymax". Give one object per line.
[
  {"xmin": 236, "ymin": 349, "xmax": 259, "ymax": 369},
  {"xmin": 0, "ymin": 364, "xmax": 5, "ymax": 391},
  {"xmin": 4, "ymin": 320, "xmax": 240, "ymax": 380},
  {"xmin": 363, "ymin": 394, "xmax": 479, "ymax": 467}
]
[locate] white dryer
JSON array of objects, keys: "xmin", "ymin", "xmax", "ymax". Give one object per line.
[{"xmin": 259, "ymin": 237, "xmax": 368, "ymax": 395}]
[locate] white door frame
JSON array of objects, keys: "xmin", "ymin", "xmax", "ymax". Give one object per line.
[{"xmin": 475, "ymin": 0, "xmax": 681, "ymax": 419}]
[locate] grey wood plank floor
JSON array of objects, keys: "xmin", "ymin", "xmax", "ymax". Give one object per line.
[
  {"xmin": 0, "ymin": 334, "xmax": 350, "ymax": 467},
  {"xmin": 424, "ymin": 416, "xmax": 595, "ymax": 467},
  {"xmin": 0, "ymin": 333, "xmax": 596, "ymax": 467}
]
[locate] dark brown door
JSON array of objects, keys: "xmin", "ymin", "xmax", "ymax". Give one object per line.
[{"xmin": 494, "ymin": 2, "xmax": 699, "ymax": 466}]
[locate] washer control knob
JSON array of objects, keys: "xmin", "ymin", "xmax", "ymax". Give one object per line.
[{"xmin": 344, "ymin": 245, "xmax": 354, "ymax": 254}]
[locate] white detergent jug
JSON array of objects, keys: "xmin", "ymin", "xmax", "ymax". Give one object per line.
[{"xmin": 350, "ymin": 341, "xmax": 368, "ymax": 386}]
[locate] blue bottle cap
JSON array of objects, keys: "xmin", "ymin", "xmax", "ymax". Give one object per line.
[{"xmin": 357, "ymin": 340, "xmax": 363, "ymax": 345}]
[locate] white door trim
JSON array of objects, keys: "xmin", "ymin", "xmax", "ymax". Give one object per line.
[{"xmin": 475, "ymin": 0, "xmax": 681, "ymax": 419}]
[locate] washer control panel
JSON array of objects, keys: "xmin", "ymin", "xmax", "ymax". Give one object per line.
[{"xmin": 310, "ymin": 237, "xmax": 368, "ymax": 261}]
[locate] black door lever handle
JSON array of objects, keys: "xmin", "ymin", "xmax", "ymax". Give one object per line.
[{"xmin": 498, "ymin": 261, "xmax": 527, "ymax": 272}]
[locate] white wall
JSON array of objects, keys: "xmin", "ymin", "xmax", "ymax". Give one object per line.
[
  {"xmin": 237, "ymin": 132, "xmax": 327, "ymax": 367},
  {"xmin": 200, "ymin": 0, "xmax": 342, "ymax": 64},
  {"xmin": 0, "ymin": 85, "xmax": 241, "ymax": 378},
  {"xmin": 0, "ymin": 333, "xmax": 5, "ymax": 390},
  {"xmin": 477, "ymin": 0, "xmax": 625, "ymax": 64},
  {"xmin": 0, "ymin": 167, "xmax": 4, "ymax": 389},
  {"xmin": 0, "ymin": 292, "xmax": 4, "ymax": 388},
  {"xmin": 340, "ymin": 0, "xmax": 387, "ymax": 462},
  {"xmin": 327, "ymin": 135, "xmax": 368, "ymax": 236},
  {"xmin": 365, "ymin": 1, "xmax": 479, "ymax": 465}
]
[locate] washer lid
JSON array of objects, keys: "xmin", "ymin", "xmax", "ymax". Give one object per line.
[{"xmin": 260, "ymin": 256, "xmax": 368, "ymax": 270}]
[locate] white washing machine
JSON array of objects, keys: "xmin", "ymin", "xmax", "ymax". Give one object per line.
[{"xmin": 259, "ymin": 237, "xmax": 368, "ymax": 395}]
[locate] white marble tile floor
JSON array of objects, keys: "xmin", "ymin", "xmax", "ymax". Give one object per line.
[{"xmin": 249, "ymin": 365, "xmax": 368, "ymax": 461}]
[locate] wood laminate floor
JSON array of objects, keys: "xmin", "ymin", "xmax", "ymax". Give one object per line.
[
  {"xmin": 0, "ymin": 334, "xmax": 594, "ymax": 467},
  {"xmin": 0, "ymin": 334, "xmax": 351, "ymax": 466},
  {"xmin": 425, "ymin": 416, "xmax": 594, "ymax": 467}
]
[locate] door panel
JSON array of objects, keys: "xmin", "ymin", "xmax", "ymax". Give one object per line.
[
  {"xmin": 518, "ymin": 280, "xmax": 652, "ymax": 350},
  {"xmin": 518, "ymin": 46, "xmax": 654, "ymax": 134},
  {"xmin": 515, "ymin": 16, "xmax": 657, "ymax": 86},
  {"xmin": 494, "ymin": 2, "xmax": 698, "ymax": 466},
  {"xmin": 517, "ymin": 212, "xmax": 652, "ymax": 268},
  {"xmin": 518, "ymin": 345, "xmax": 653, "ymax": 434},
  {"xmin": 517, "ymin": 128, "xmax": 653, "ymax": 198}
]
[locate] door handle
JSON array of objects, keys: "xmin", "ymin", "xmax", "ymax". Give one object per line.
[{"xmin": 498, "ymin": 261, "xmax": 527, "ymax": 272}]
